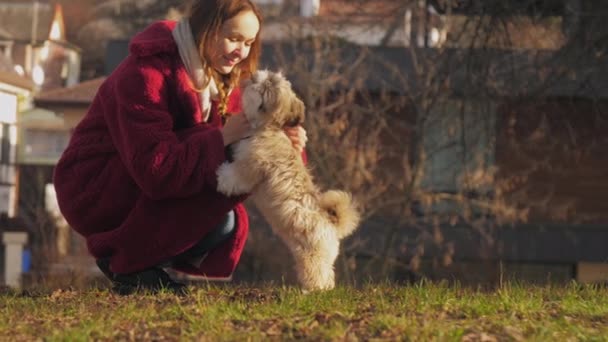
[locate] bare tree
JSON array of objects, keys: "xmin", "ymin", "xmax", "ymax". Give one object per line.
[
  {"xmin": 256, "ymin": 0, "xmax": 608, "ymax": 283},
  {"xmin": 46, "ymin": 0, "xmax": 606, "ymax": 284}
]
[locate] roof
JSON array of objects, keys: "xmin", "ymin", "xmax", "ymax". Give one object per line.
[
  {"xmin": 0, "ymin": 54, "xmax": 34, "ymax": 90},
  {"xmin": 318, "ymin": 0, "xmax": 567, "ymax": 17},
  {"xmin": 18, "ymin": 106, "xmax": 65, "ymax": 130},
  {"xmin": 0, "ymin": 71, "xmax": 34, "ymax": 91},
  {"xmin": 0, "ymin": 2, "xmax": 53, "ymax": 43},
  {"xmin": 261, "ymin": 0, "xmax": 408, "ymax": 46},
  {"xmin": 262, "ymin": 1, "xmax": 563, "ymax": 50},
  {"xmin": 34, "ymin": 77, "xmax": 106, "ymax": 105},
  {"xmin": 261, "ymin": 20, "xmax": 406, "ymax": 47}
]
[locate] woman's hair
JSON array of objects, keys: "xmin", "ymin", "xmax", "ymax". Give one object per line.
[{"xmin": 188, "ymin": 0, "xmax": 263, "ymax": 116}]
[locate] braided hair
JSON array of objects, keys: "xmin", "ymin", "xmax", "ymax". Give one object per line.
[
  {"xmin": 187, "ymin": 0, "xmax": 263, "ymax": 123},
  {"xmin": 212, "ymin": 68, "xmax": 241, "ymax": 123}
]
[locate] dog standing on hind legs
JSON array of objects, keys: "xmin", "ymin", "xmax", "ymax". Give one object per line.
[{"xmin": 216, "ymin": 70, "xmax": 360, "ymax": 291}]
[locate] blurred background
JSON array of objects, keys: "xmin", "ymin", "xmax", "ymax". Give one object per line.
[{"xmin": 0, "ymin": 0, "xmax": 606, "ymax": 290}]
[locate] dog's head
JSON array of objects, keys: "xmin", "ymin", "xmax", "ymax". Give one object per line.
[{"xmin": 241, "ymin": 70, "xmax": 305, "ymax": 129}]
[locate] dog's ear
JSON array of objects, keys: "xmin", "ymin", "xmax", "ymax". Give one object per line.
[
  {"xmin": 284, "ymin": 96, "xmax": 305, "ymax": 127},
  {"xmin": 251, "ymin": 69, "xmax": 268, "ymax": 84}
]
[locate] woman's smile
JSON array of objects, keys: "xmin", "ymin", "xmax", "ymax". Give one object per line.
[{"xmin": 208, "ymin": 10, "xmax": 259, "ymax": 74}]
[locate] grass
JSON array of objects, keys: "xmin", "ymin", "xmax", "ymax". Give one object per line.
[{"xmin": 1, "ymin": 281, "xmax": 607, "ymax": 341}]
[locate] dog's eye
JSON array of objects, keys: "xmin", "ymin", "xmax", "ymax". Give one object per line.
[
  {"xmin": 285, "ymin": 117, "xmax": 301, "ymax": 127},
  {"xmin": 258, "ymin": 103, "xmax": 264, "ymax": 111}
]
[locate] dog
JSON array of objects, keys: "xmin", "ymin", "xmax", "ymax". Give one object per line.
[{"xmin": 216, "ymin": 70, "xmax": 360, "ymax": 291}]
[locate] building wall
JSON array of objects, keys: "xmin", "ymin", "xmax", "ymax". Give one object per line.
[
  {"xmin": 421, "ymin": 99, "xmax": 496, "ymax": 194},
  {"xmin": 0, "ymin": 90, "xmax": 19, "ymax": 217},
  {"xmin": 496, "ymin": 98, "xmax": 608, "ymax": 224}
]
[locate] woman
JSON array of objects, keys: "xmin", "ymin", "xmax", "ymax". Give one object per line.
[{"xmin": 53, "ymin": 0, "xmax": 306, "ymax": 295}]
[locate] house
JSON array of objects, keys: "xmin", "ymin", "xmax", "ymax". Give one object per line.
[
  {"xmin": 0, "ymin": 1, "xmax": 84, "ymax": 270},
  {"xmin": 21, "ymin": 0, "xmax": 608, "ymax": 285},
  {"xmin": 0, "ymin": 57, "xmax": 34, "ymax": 219},
  {"xmin": 0, "ymin": 58, "xmax": 34, "ymax": 288},
  {"xmin": 32, "ymin": 76, "xmax": 105, "ymax": 131},
  {"xmin": 259, "ymin": 0, "xmax": 443, "ymax": 47},
  {"xmin": 21, "ymin": 77, "xmax": 104, "ymax": 259},
  {"xmin": 0, "ymin": 1, "xmax": 81, "ymax": 91},
  {"xmin": 252, "ymin": 0, "xmax": 608, "ymax": 284}
]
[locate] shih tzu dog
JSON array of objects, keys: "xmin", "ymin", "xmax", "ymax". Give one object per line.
[{"xmin": 216, "ymin": 70, "xmax": 360, "ymax": 291}]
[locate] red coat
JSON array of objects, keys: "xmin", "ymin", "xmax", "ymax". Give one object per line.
[{"xmin": 53, "ymin": 21, "xmax": 248, "ymax": 277}]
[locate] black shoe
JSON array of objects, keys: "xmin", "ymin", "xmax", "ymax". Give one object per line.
[
  {"xmin": 96, "ymin": 258, "xmax": 114, "ymax": 280},
  {"xmin": 96, "ymin": 258, "xmax": 188, "ymax": 296}
]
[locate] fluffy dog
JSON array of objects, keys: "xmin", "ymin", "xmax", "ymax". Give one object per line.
[{"xmin": 216, "ymin": 70, "xmax": 360, "ymax": 291}]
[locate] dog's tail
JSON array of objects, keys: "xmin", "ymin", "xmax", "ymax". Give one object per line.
[{"xmin": 320, "ymin": 190, "xmax": 360, "ymax": 239}]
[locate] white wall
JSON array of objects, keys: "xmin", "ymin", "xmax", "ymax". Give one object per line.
[
  {"xmin": 0, "ymin": 90, "xmax": 18, "ymax": 217},
  {"xmin": 300, "ymin": 0, "xmax": 320, "ymax": 17}
]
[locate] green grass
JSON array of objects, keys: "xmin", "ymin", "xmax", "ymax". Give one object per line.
[{"xmin": 1, "ymin": 282, "xmax": 607, "ymax": 341}]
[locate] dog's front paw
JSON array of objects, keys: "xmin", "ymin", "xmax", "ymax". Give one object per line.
[
  {"xmin": 217, "ymin": 163, "xmax": 237, "ymax": 196},
  {"xmin": 217, "ymin": 163, "xmax": 247, "ymax": 196},
  {"xmin": 297, "ymin": 262, "xmax": 336, "ymax": 292}
]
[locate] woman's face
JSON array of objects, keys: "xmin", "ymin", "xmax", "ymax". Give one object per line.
[{"xmin": 208, "ymin": 10, "xmax": 260, "ymax": 75}]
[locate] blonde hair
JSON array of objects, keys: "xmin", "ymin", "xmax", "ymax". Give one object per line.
[{"xmin": 187, "ymin": 0, "xmax": 263, "ymax": 117}]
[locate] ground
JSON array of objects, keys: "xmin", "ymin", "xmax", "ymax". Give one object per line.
[{"xmin": 1, "ymin": 282, "xmax": 607, "ymax": 340}]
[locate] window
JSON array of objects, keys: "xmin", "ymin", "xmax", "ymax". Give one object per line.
[
  {"xmin": 22, "ymin": 129, "xmax": 69, "ymax": 161},
  {"xmin": 0, "ymin": 40, "xmax": 12, "ymax": 58},
  {"xmin": 0, "ymin": 124, "xmax": 10, "ymax": 165}
]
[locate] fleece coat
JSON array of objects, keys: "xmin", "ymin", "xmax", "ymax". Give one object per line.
[{"xmin": 53, "ymin": 21, "xmax": 248, "ymax": 277}]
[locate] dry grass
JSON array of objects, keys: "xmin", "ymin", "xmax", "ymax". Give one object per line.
[{"xmin": 1, "ymin": 281, "xmax": 607, "ymax": 341}]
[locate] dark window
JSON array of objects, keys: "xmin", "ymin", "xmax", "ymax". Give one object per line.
[{"xmin": 0, "ymin": 123, "xmax": 10, "ymax": 165}]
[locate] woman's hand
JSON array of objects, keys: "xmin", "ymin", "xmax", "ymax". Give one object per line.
[
  {"xmin": 221, "ymin": 113, "xmax": 251, "ymax": 146},
  {"xmin": 283, "ymin": 125, "xmax": 308, "ymax": 152}
]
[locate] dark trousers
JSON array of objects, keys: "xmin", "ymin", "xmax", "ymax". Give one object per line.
[{"xmin": 169, "ymin": 210, "xmax": 236, "ymax": 263}]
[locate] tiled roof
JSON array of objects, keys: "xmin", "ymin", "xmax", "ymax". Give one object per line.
[
  {"xmin": 0, "ymin": 2, "xmax": 53, "ymax": 42},
  {"xmin": 0, "ymin": 55, "xmax": 34, "ymax": 90},
  {"xmin": 0, "ymin": 70, "xmax": 34, "ymax": 90},
  {"xmin": 34, "ymin": 77, "xmax": 106, "ymax": 105},
  {"xmin": 261, "ymin": 0, "xmax": 408, "ymax": 46}
]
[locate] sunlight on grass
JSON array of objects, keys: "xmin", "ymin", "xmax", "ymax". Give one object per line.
[{"xmin": 0, "ymin": 282, "xmax": 607, "ymax": 340}]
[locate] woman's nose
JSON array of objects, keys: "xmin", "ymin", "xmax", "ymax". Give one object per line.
[{"xmin": 232, "ymin": 42, "xmax": 247, "ymax": 57}]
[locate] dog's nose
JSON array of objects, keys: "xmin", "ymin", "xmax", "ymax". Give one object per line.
[{"xmin": 285, "ymin": 118, "xmax": 301, "ymax": 127}]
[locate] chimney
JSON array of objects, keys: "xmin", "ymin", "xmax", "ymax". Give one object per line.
[
  {"xmin": 300, "ymin": 0, "xmax": 320, "ymax": 17},
  {"xmin": 49, "ymin": 3, "xmax": 66, "ymax": 41}
]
